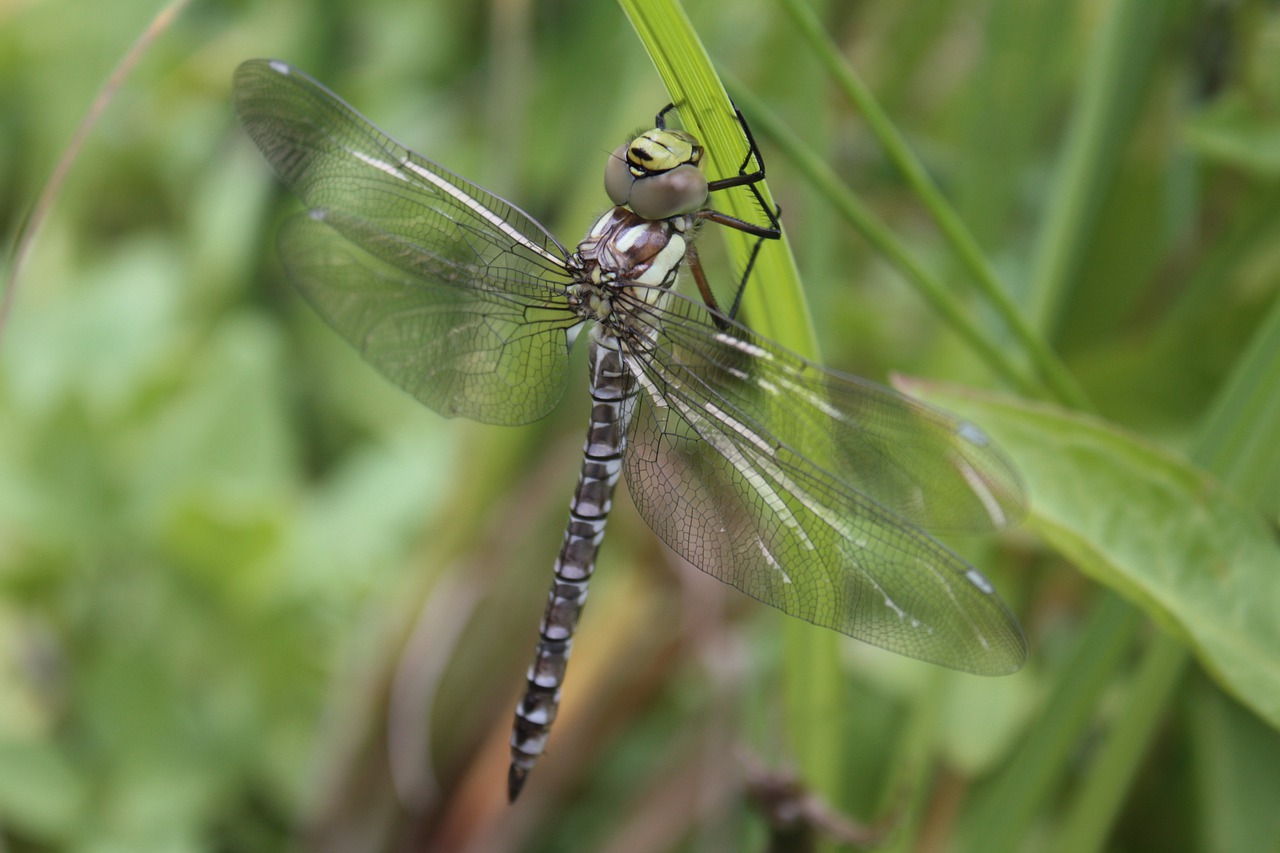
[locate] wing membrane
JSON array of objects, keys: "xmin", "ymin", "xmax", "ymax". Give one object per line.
[
  {"xmin": 618, "ymin": 291, "xmax": 1026, "ymax": 674},
  {"xmin": 629, "ymin": 294, "xmax": 1025, "ymax": 532},
  {"xmin": 281, "ymin": 211, "xmax": 580, "ymax": 423},
  {"xmin": 233, "ymin": 59, "xmax": 578, "ymax": 424}
]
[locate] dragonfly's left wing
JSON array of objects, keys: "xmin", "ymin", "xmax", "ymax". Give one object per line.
[
  {"xmin": 617, "ymin": 290, "xmax": 1026, "ymax": 674},
  {"xmin": 233, "ymin": 59, "xmax": 580, "ymax": 425}
]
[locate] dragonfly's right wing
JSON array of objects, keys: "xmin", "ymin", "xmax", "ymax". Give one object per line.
[
  {"xmin": 234, "ymin": 59, "xmax": 580, "ymax": 425},
  {"xmin": 618, "ymin": 290, "xmax": 1026, "ymax": 675}
]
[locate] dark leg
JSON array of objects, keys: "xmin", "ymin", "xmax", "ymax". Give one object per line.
[{"xmin": 702, "ymin": 104, "xmax": 782, "ymax": 320}]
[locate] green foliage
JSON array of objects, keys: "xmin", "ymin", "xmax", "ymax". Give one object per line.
[
  {"xmin": 918, "ymin": 383, "xmax": 1280, "ymax": 730},
  {"xmin": 3, "ymin": 0, "xmax": 1280, "ymax": 851}
]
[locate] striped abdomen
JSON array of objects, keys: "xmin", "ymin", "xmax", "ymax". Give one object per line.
[{"xmin": 508, "ymin": 330, "xmax": 637, "ymax": 801}]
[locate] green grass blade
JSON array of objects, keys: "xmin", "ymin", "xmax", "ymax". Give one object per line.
[
  {"xmin": 1051, "ymin": 217, "xmax": 1280, "ymax": 851},
  {"xmin": 774, "ymin": 0, "xmax": 1088, "ymax": 409},
  {"xmin": 1052, "ymin": 634, "xmax": 1189, "ymax": 853},
  {"xmin": 617, "ymin": 0, "xmax": 842, "ymax": 808},
  {"xmin": 959, "ymin": 594, "xmax": 1143, "ymax": 853},
  {"xmin": 728, "ymin": 83, "xmax": 1041, "ymax": 399},
  {"xmin": 918, "ymin": 384, "xmax": 1280, "ymax": 731},
  {"xmin": 1192, "ymin": 682, "xmax": 1280, "ymax": 853},
  {"xmin": 1025, "ymin": 0, "xmax": 1170, "ymax": 337},
  {"xmin": 617, "ymin": 0, "xmax": 814, "ymax": 357},
  {"xmin": 1193, "ymin": 293, "xmax": 1280, "ymax": 508},
  {"xmin": 918, "ymin": 379, "xmax": 1280, "ymax": 849}
]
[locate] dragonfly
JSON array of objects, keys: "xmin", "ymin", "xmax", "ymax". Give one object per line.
[{"xmin": 232, "ymin": 59, "xmax": 1027, "ymax": 803}]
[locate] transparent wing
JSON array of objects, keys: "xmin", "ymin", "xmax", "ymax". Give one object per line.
[
  {"xmin": 617, "ymin": 291, "xmax": 1026, "ymax": 674},
  {"xmin": 233, "ymin": 59, "xmax": 579, "ymax": 424}
]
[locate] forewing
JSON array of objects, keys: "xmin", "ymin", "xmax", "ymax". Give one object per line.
[
  {"xmin": 280, "ymin": 210, "xmax": 580, "ymax": 423},
  {"xmin": 628, "ymin": 295, "xmax": 1025, "ymax": 533},
  {"xmin": 233, "ymin": 59, "xmax": 578, "ymax": 424},
  {"xmin": 618, "ymin": 292, "xmax": 1026, "ymax": 673}
]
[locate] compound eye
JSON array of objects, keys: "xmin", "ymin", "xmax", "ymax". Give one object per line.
[
  {"xmin": 627, "ymin": 163, "xmax": 709, "ymax": 220},
  {"xmin": 604, "ymin": 126, "xmax": 709, "ymax": 217},
  {"xmin": 604, "ymin": 142, "xmax": 633, "ymax": 207}
]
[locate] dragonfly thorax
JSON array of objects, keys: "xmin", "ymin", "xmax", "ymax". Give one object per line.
[{"xmin": 571, "ymin": 208, "xmax": 693, "ymax": 321}]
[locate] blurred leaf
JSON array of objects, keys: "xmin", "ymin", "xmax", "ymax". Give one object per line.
[
  {"xmin": 1184, "ymin": 7, "xmax": 1280, "ymax": 175},
  {"xmin": 287, "ymin": 422, "xmax": 456, "ymax": 598},
  {"xmin": 129, "ymin": 311, "xmax": 294, "ymax": 543},
  {"xmin": 0, "ymin": 739, "xmax": 85, "ymax": 841},
  {"xmin": 907, "ymin": 381, "xmax": 1280, "ymax": 730},
  {"xmin": 1192, "ymin": 681, "xmax": 1280, "ymax": 853},
  {"xmin": 938, "ymin": 665, "xmax": 1037, "ymax": 774},
  {"xmin": 1185, "ymin": 93, "xmax": 1280, "ymax": 175},
  {"xmin": 1024, "ymin": 0, "xmax": 1169, "ymax": 337},
  {"xmin": 5, "ymin": 239, "xmax": 184, "ymax": 418}
]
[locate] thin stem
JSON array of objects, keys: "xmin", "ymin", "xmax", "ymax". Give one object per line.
[
  {"xmin": 1024, "ymin": 0, "xmax": 1167, "ymax": 338},
  {"xmin": 775, "ymin": 0, "xmax": 1089, "ymax": 409},
  {"xmin": 729, "ymin": 83, "xmax": 1041, "ymax": 399}
]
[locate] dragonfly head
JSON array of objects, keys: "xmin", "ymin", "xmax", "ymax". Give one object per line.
[{"xmin": 605, "ymin": 127, "xmax": 709, "ymax": 221}]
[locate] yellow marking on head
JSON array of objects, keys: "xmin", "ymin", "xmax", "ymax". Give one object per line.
[{"xmin": 627, "ymin": 129, "xmax": 703, "ymax": 175}]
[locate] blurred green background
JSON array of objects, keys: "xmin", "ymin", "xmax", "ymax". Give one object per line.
[{"xmin": 3, "ymin": 0, "xmax": 1280, "ymax": 851}]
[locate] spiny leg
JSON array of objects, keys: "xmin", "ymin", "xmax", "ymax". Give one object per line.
[{"xmin": 706, "ymin": 104, "xmax": 782, "ymax": 322}]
